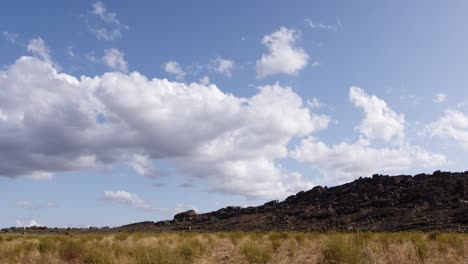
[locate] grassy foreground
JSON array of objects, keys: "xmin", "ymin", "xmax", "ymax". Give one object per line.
[{"xmin": 0, "ymin": 232, "xmax": 466, "ymax": 263}]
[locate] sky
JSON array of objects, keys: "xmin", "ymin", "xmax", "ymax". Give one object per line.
[{"xmin": 1, "ymin": 0, "xmax": 468, "ymax": 228}]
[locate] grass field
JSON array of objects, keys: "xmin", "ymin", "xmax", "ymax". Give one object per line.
[{"xmin": 0, "ymin": 231, "xmax": 466, "ymax": 263}]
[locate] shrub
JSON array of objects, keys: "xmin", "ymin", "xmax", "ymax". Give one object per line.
[
  {"xmin": 38, "ymin": 237, "xmax": 56, "ymax": 254},
  {"xmin": 240, "ymin": 240, "xmax": 273, "ymax": 264},
  {"xmin": 131, "ymin": 243, "xmax": 178, "ymax": 264},
  {"xmin": 59, "ymin": 240, "xmax": 84, "ymax": 262},
  {"xmin": 83, "ymin": 244, "xmax": 114, "ymax": 264},
  {"xmin": 435, "ymin": 233, "xmax": 464, "ymax": 254},
  {"xmin": 409, "ymin": 234, "xmax": 428, "ymax": 261},
  {"xmin": 115, "ymin": 233, "xmax": 129, "ymax": 241},
  {"xmin": 294, "ymin": 233, "xmax": 305, "ymax": 245},
  {"xmin": 268, "ymin": 231, "xmax": 289, "ymax": 241},
  {"xmin": 228, "ymin": 232, "xmax": 244, "ymax": 246},
  {"xmin": 249, "ymin": 232, "xmax": 263, "ymax": 241},
  {"xmin": 320, "ymin": 235, "xmax": 369, "ymax": 264},
  {"xmin": 428, "ymin": 230, "xmax": 441, "ymax": 240},
  {"xmin": 176, "ymin": 238, "xmax": 205, "ymax": 262}
]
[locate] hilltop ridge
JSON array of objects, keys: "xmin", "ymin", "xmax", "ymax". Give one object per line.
[
  {"xmin": 119, "ymin": 171, "xmax": 467, "ymax": 233},
  {"xmin": 3, "ymin": 171, "xmax": 466, "ymax": 234}
]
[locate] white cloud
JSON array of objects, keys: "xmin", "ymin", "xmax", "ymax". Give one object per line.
[
  {"xmin": 86, "ymin": 52, "xmax": 98, "ymax": 62},
  {"xmin": 27, "ymin": 37, "xmax": 53, "ymax": 65},
  {"xmin": 211, "ymin": 57, "xmax": 235, "ymax": 76},
  {"xmin": 17, "ymin": 201, "xmax": 33, "ymax": 209},
  {"xmin": 0, "ymin": 57, "xmax": 330, "ymax": 199},
  {"xmin": 256, "ymin": 27, "xmax": 309, "ymax": 79},
  {"xmin": 17, "ymin": 201, "xmax": 56, "ymax": 209},
  {"xmin": 433, "ymin": 93, "xmax": 447, "ymax": 103},
  {"xmin": 424, "ymin": 109, "xmax": 468, "ymax": 149},
  {"xmin": 291, "ymin": 137, "xmax": 445, "ymax": 183},
  {"xmin": 31, "ymin": 171, "xmax": 54, "ymax": 181},
  {"xmin": 103, "ymin": 190, "xmax": 153, "ymax": 210},
  {"xmin": 307, "ymin": 97, "xmax": 323, "ymax": 109},
  {"xmin": 2, "ymin": 31, "xmax": 19, "ymax": 43},
  {"xmin": 304, "ymin": 19, "xmax": 338, "ymax": 31},
  {"xmin": 89, "ymin": 1, "xmax": 128, "ymax": 40},
  {"xmin": 292, "ymin": 87, "xmax": 445, "ymax": 183},
  {"xmin": 164, "ymin": 61, "xmax": 186, "ymax": 81},
  {"xmin": 102, "ymin": 48, "xmax": 128, "ymax": 73},
  {"xmin": 129, "ymin": 154, "xmax": 155, "ymax": 176},
  {"xmin": 199, "ymin": 76, "xmax": 210, "ymax": 85},
  {"xmin": 67, "ymin": 46, "xmax": 76, "ymax": 57},
  {"xmin": 16, "ymin": 219, "xmax": 43, "ymax": 227},
  {"xmin": 350, "ymin": 86, "xmax": 405, "ymax": 143}
]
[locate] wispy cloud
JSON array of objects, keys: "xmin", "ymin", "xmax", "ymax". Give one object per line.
[
  {"xmin": 304, "ymin": 18, "xmax": 339, "ymax": 31},
  {"xmin": 102, "ymin": 190, "xmax": 195, "ymax": 217},
  {"xmin": 307, "ymin": 97, "xmax": 323, "ymax": 109},
  {"xmin": 2, "ymin": 31, "xmax": 19, "ymax": 43},
  {"xmin": 16, "ymin": 219, "xmax": 43, "ymax": 228},
  {"xmin": 67, "ymin": 46, "xmax": 76, "ymax": 57},
  {"xmin": 17, "ymin": 201, "xmax": 57, "ymax": 209},
  {"xmin": 27, "ymin": 37, "xmax": 52, "ymax": 64},
  {"xmin": 164, "ymin": 61, "xmax": 186, "ymax": 81},
  {"xmin": 199, "ymin": 76, "xmax": 210, "ymax": 85},
  {"xmin": 31, "ymin": 171, "xmax": 54, "ymax": 181},
  {"xmin": 103, "ymin": 190, "xmax": 153, "ymax": 211},
  {"xmin": 433, "ymin": 93, "xmax": 447, "ymax": 104},
  {"xmin": 87, "ymin": 1, "xmax": 128, "ymax": 40}
]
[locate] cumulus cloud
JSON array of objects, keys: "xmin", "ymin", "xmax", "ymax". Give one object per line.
[
  {"xmin": 292, "ymin": 87, "xmax": 445, "ymax": 183},
  {"xmin": 350, "ymin": 86, "xmax": 405, "ymax": 143},
  {"xmin": 164, "ymin": 61, "xmax": 186, "ymax": 81},
  {"xmin": 16, "ymin": 219, "xmax": 43, "ymax": 227},
  {"xmin": 256, "ymin": 27, "xmax": 309, "ymax": 79},
  {"xmin": 291, "ymin": 137, "xmax": 445, "ymax": 182},
  {"xmin": 88, "ymin": 1, "xmax": 128, "ymax": 40},
  {"xmin": 102, "ymin": 48, "xmax": 128, "ymax": 72},
  {"xmin": 103, "ymin": 190, "xmax": 153, "ymax": 210},
  {"xmin": 433, "ymin": 93, "xmax": 447, "ymax": 103},
  {"xmin": 27, "ymin": 37, "xmax": 53, "ymax": 65},
  {"xmin": 424, "ymin": 109, "xmax": 468, "ymax": 149},
  {"xmin": 211, "ymin": 57, "xmax": 235, "ymax": 76},
  {"xmin": 0, "ymin": 57, "xmax": 329, "ymax": 199}
]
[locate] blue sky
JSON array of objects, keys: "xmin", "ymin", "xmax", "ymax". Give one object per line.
[{"xmin": 1, "ymin": 0, "xmax": 468, "ymax": 228}]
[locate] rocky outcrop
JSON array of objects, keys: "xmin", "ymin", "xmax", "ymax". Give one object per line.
[
  {"xmin": 119, "ymin": 171, "xmax": 467, "ymax": 233},
  {"xmin": 174, "ymin": 210, "xmax": 197, "ymax": 222}
]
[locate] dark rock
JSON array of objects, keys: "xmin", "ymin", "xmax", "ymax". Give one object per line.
[
  {"xmin": 114, "ymin": 171, "xmax": 468, "ymax": 233},
  {"xmin": 174, "ymin": 210, "xmax": 197, "ymax": 221}
]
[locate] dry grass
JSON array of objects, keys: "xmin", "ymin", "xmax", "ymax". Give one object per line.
[{"xmin": 0, "ymin": 232, "xmax": 465, "ymax": 263}]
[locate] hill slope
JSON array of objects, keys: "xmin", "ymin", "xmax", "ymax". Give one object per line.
[{"xmin": 120, "ymin": 171, "xmax": 467, "ymax": 232}]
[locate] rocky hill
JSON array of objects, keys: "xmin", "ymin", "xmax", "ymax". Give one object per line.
[{"xmin": 119, "ymin": 171, "xmax": 467, "ymax": 232}]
